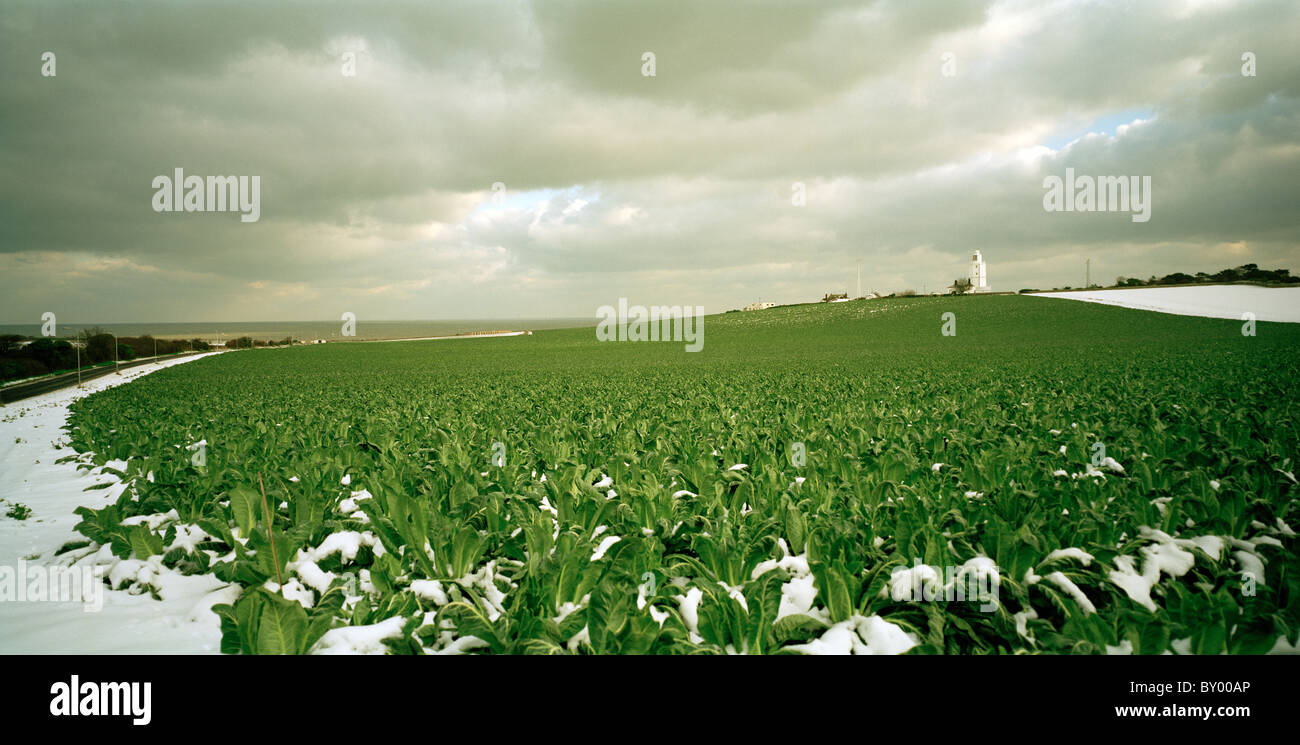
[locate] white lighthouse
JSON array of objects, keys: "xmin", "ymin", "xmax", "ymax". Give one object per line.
[{"xmin": 968, "ymin": 250, "xmax": 988, "ymax": 292}]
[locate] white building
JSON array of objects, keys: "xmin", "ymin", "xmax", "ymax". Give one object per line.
[
  {"xmin": 743, "ymin": 301, "xmax": 777, "ymax": 311},
  {"xmin": 969, "ymin": 250, "xmax": 989, "ymax": 292}
]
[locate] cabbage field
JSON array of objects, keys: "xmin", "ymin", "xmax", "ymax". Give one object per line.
[{"xmin": 58, "ymin": 295, "xmax": 1300, "ymax": 654}]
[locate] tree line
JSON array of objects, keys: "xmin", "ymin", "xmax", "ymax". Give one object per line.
[
  {"xmin": 1020, "ymin": 264, "xmax": 1299, "ymax": 293},
  {"xmin": 1112, "ymin": 264, "xmax": 1298, "ymax": 288}
]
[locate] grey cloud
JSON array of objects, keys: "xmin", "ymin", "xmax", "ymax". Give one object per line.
[{"xmin": 0, "ymin": 0, "xmax": 1296, "ymax": 322}]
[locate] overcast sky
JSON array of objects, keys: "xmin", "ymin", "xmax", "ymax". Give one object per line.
[{"xmin": 1, "ymin": 0, "xmax": 1297, "ymax": 323}]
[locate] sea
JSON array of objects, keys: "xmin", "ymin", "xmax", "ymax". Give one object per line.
[{"xmin": 0, "ymin": 319, "xmax": 594, "ymax": 342}]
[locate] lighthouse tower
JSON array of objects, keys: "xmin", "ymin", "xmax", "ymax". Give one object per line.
[{"xmin": 969, "ymin": 250, "xmax": 988, "ymax": 293}]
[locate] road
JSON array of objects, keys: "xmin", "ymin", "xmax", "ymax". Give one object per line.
[{"xmin": 0, "ymin": 353, "xmax": 202, "ymax": 404}]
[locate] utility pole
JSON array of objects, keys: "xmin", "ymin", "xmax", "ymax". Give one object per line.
[
  {"xmin": 856, "ymin": 260, "xmax": 861, "ymax": 298},
  {"xmin": 1086, "ymin": 258, "xmax": 1091, "ymax": 288},
  {"xmin": 76, "ymin": 341, "xmax": 81, "ymax": 388},
  {"xmin": 112, "ymin": 332, "xmax": 119, "ymax": 374}
]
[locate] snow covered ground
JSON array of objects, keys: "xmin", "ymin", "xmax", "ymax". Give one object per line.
[
  {"xmin": 364, "ymin": 330, "xmax": 530, "ymax": 343},
  {"xmin": 1030, "ymin": 285, "xmax": 1300, "ymax": 323},
  {"xmin": 0, "ymin": 352, "xmax": 232, "ymax": 653}
]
